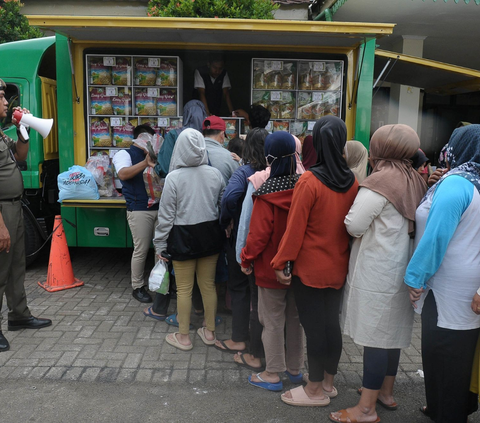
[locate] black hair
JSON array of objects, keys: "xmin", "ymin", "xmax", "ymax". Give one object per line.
[
  {"xmin": 203, "ymin": 129, "xmax": 223, "ymax": 138},
  {"xmin": 227, "ymin": 137, "xmax": 244, "ymax": 157},
  {"xmin": 248, "ymin": 105, "xmax": 271, "ymax": 129},
  {"xmin": 133, "ymin": 124, "xmax": 155, "ymax": 139},
  {"xmin": 243, "ymin": 128, "xmax": 268, "ymax": 171}
]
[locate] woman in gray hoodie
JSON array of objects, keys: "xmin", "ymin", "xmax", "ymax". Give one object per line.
[{"xmin": 154, "ymin": 128, "xmax": 225, "ymax": 351}]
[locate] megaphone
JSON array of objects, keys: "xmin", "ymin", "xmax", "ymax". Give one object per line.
[{"xmin": 12, "ymin": 110, "xmax": 53, "ymax": 140}]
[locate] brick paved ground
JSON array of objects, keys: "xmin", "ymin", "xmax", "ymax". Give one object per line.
[{"xmin": 0, "ymin": 246, "xmax": 425, "ymax": 388}]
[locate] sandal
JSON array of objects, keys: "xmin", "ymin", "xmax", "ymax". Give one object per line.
[
  {"xmin": 214, "ymin": 339, "xmax": 246, "ymax": 353},
  {"xmin": 300, "ymin": 373, "xmax": 337, "ymax": 397},
  {"xmin": 143, "ymin": 306, "xmax": 167, "ymax": 321},
  {"xmin": 234, "ymin": 352, "xmax": 265, "ymax": 372},
  {"xmin": 197, "ymin": 327, "xmax": 216, "ymax": 346},
  {"xmin": 329, "ymin": 409, "xmax": 380, "ymax": 423},
  {"xmin": 281, "ymin": 386, "xmax": 330, "ymax": 407},
  {"xmin": 285, "ymin": 370, "xmax": 304, "ymax": 384},
  {"xmin": 248, "ymin": 373, "xmax": 283, "ymax": 392},
  {"xmin": 165, "ymin": 314, "xmax": 193, "ymax": 330},
  {"xmin": 357, "ymin": 387, "xmax": 398, "ymax": 411},
  {"xmin": 165, "ymin": 333, "xmax": 193, "ymax": 351}
]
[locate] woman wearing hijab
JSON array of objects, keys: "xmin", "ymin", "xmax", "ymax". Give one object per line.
[
  {"xmin": 345, "ymin": 140, "xmax": 368, "ymax": 183},
  {"xmin": 272, "ymin": 116, "xmax": 358, "ymax": 406},
  {"xmin": 405, "ymin": 125, "xmax": 480, "ymax": 422},
  {"xmin": 301, "ymin": 135, "xmax": 316, "ymax": 170},
  {"xmin": 155, "ymin": 100, "xmax": 207, "ymax": 177},
  {"xmin": 330, "ymin": 124, "xmax": 427, "ymax": 423},
  {"xmin": 153, "ymin": 129, "xmax": 225, "ymax": 351},
  {"xmin": 240, "ymin": 131, "xmax": 304, "ymax": 392}
]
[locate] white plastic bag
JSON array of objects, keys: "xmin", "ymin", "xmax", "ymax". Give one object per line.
[{"xmin": 148, "ymin": 260, "xmax": 169, "ymax": 294}]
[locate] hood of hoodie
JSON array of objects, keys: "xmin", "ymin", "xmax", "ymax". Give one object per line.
[
  {"xmin": 169, "ymin": 128, "xmax": 208, "ymax": 172},
  {"xmin": 253, "ymin": 174, "xmax": 300, "ymax": 212}
]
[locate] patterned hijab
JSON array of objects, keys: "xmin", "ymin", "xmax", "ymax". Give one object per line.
[
  {"xmin": 422, "ymin": 124, "xmax": 480, "ymax": 204},
  {"xmin": 361, "ymin": 124, "xmax": 427, "ymax": 232}
]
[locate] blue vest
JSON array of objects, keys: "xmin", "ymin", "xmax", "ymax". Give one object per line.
[{"xmin": 121, "ymin": 145, "xmax": 158, "ymax": 211}]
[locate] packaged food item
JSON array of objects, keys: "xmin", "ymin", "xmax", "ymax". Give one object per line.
[
  {"xmin": 157, "ymin": 89, "xmax": 177, "ymax": 116},
  {"xmin": 89, "ymin": 57, "xmax": 112, "ymax": 85},
  {"xmin": 112, "ymin": 57, "xmax": 131, "ymax": 86},
  {"xmin": 323, "ymin": 92, "xmax": 341, "ymax": 116},
  {"xmin": 297, "ymin": 103, "xmax": 314, "ymax": 120},
  {"xmin": 298, "ymin": 92, "xmax": 312, "ymax": 108},
  {"xmin": 135, "ymin": 88, "xmax": 157, "ymax": 116},
  {"xmin": 223, "ymin": 119, "xmax": 238, "ymax": 141},
  {"xmin": 135, "ymin": 59, "xmax": 157, "ymax": 86},
  {"xmin": 290, "ymin": 121, "xmax": 308, "ymax": 142},
  {"xmin": 312, "ymin": 102, "xmax": 326, "ymax": 119},
  {"xmin": 281, "ymin": 103, "xmax": 295, "ymax": 119},
  {"xmin": 298, "ymin": 63, "xmax": 313, "ymax": 90},
  {"xmin": 90, "ymin": 87, "xmax": 114, "ymax": 115},
  {"xmin": 267, "ymin": 72, "xmax": 283, "ymax": 89},
  {"xmin": 90, "ymin": 118, "xmax": 112, "ymax": 147},
  {"xmin": 113, "ymin": 121, "xmax": 134, "ymax": 148},
  {"xmin": 281, "ymin": 62, "xmax": 296, "ymax": 90},
  {"xmin": 156, "ymin": 59, "xmax": 177, "ymax": 87},
  {"xmin": 112, "ymin": 88, "xmax": 132, "ymax": 116},
  {"xmin": 268, "ymin": 103, "xmax": 281, "ymax": 119},
  {"xmin": 273, "ymin": 121, "xmax": 289, "ymax": 132},
  {"xmin": 85, "ymin": 152, "xmax": 120, "ymax": 198}
]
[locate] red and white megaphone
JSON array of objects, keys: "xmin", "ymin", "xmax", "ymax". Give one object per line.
[{"xmin": 13, "ymin": 110, "xmax": 53, "ymax": 141}]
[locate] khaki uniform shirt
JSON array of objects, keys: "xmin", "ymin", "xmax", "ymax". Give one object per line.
[{"xmin": 0, "ymin": 129, "xmax": 23, "ymax": 200}]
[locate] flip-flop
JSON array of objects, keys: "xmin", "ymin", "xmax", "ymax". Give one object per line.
[
  {"xmin": 165, "ymin": 333, "xmax": 193, "ymax": 351},
  {"xmin": 143, "ymin": 306, "xmax": 167, "ymax": 321},
  {"xmin": 234, "ymin": 352, "xmax": 265, "ymax": 372},
  {"xmin": 214, "ymin": 339, "xmax": 246, "ymax": 353},
  {"xmin": 357, "ymin": 387, "xmax": 398, "ymax": 411},
  {"xmin": 285, "ymin": 370, "xmax": 304, "ymax": 384},
  {"xmin": 248, "ymin": 373, "xmax": 283, "ymax": 392},
  {"xmin": 165, "ymin": 314, "xmax": 193, "ymax": 330},
  {"xmin": 329, "ymin": 409, "xmax": 380, "ymax": 423},
  {"xmin": 197, "ymin": 327, "xmax": 216, "ymax": 346},
  {"xmin": 281, "ymin": 386, "xmax": 330, "ymax": 407}
]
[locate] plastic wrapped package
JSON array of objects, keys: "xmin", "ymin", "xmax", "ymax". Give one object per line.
[
  {"xmin": 135, "ymin": 59, "xmax": 157, "ymax": 86},
  {"xmin": 156, "ymin": 59, "xmax": 177, "ymax": 87},
  {"xmin": 90, "ymin": 87, "xmax": 113, "ymax": 115},
  {"xmin": 157, "ymin": 89, "xmax": 177, "ymax": 116},
  {"xmin": 113, "ymin": 121, "xmax": 135, "ymax": 148},
  {"xmin": 112, "ymin": 57, "xmax": 131, "ymax": 85},
  {"xmin": 90, "ymin": 118, "xmax": 112, "ymax": 147},
  {"xmin": 85, "ymin": 153, "xmax": 121, "ymax": 198},
  {"xmin": 112, "ymin": 88, "xmax": 132, "ymax": 116},
  {"xmin": 135, "ymin": 88, "xmax": 157, "ymax": 116},
  {"xmin": 89, "ymin": 57, "xmax": 112, "ymax": 85}
]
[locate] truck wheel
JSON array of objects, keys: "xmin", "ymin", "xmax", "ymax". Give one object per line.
[{"xmin": 24, "ymin": 211, "xmax": 44, "ymax": 267}]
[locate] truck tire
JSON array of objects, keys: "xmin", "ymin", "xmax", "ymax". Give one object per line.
[{"xmin": 24, "ymin": 208, "xmax": 45, "ymax": 267}]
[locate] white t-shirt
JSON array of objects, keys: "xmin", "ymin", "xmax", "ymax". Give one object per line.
[
  {"xmin": 111, "ymin": 150, "xmax": 132, "ymax": 173},
  {"xmin": 194, "ymin": 69, "xmax": 231, "ymax": 90}
]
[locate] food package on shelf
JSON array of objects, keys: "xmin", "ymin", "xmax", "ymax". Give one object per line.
[
  {"xmin": 323, "ymin": 91, "xmax": 341, "ymax": 116},
  {"xmin": 85, "ymin": 152, "xmax": 120, "ymax": 198},
  {"xmin": 281, "ymin": 62, "xmax": 296, "ymax": 90},
  {"xmin": 140, "ymin": 118, "xmax": 162, "ymax": 136},
  {"xmin": 135, "ymin": 59, "xmax": 157, "ymax": 86},
  {"xmin": 164, "ymin": 118, "xmax": 183, "ymax": 136},
  {"xmin": 273, "ymin": 121, "xmax": 290, "ymax": 132},
  {"xmin": 253, "ymin": 60, "xmax": 267, "ymax": 89},
  {"xmin": 223, "ymin": 119, "xmax": 238, "ymax": 141},
  {"xmin": 113, "ymin": 121, "xmax": 135, "ymax": 148},
  {"xmin": 297, "ymin": 101, "xmax": 326, "ymax": 120},
  {"xmin": 290, "ymin": 121, "xmax": 311, "ymax": 143},
  {"xmin": 112, "ymin": 88, "xmax": 132, "ymax": 116},
  {"xmin": 112, "ymin": 57, "xmax": 131, "ymax": 86},
  {"xmin": 135, "ymin": 88, "xmax": 157, "ymax": 116},
  {"xmin": 266, "ymin": 71, "xmax": 283, "ymax": 89},
  {"xmin": 157, "ymin": 89, "xmax": 177, "ymax": 116},
  {"xmin": 156, "ymin": 59, "xmax": 177, "ymax": 87},
  {"xmin": 298, "ymin": 62, "xmax": 313, "ymax": 90},
  {"xmin": 252, "ymin": 90, "xmax": 270, "ymax": 110},
  {"xmin": 89, "ymin": 57, "xmax": 112, "ymax": 85},
  {"xmin": 90, "ymin": 87, "xmax": 114, "ymax": 115},
  {"xmin": 90, "ymin": 118, "xmax": 112, "ymax": 147}
]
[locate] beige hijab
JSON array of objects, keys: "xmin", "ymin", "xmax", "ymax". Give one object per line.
[
  {"xmin": 345, "ymin": 140, "xmax": 368, "ymax": 183},
  {"xmin": 360, "ymin": 124, "xmax": 427, "ymax": 233}
]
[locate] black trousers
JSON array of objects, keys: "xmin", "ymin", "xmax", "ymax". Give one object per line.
[
  {"xmin": 363, "ymin": 347, "xmax": 401, "ymax": 390},
  {"xmin": 247, "ymin": 273, "xmax": 265, "ymax": 359},
  {"xmin": 292, "ymin": 276, "xmax": 343, "ymax": 382},
  {"xmin": 422, "ymin": 291, "xmax": 479, "ymax": 423}
]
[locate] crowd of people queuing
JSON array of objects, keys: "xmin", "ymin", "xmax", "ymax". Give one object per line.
[{"xmin": 116, "ymin": 102, "xmax": 480, "ymax": 423}]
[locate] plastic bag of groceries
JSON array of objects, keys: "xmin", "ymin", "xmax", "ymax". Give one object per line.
[
  {"xmin": 148, "ymin": 260, "xmax": 170, "ymax": 294},
  {"xmin": 58, "ymin": 165, "xmax": 100, "ymax": 202},
  {"xmin": 85, "ymin": 153, "xmax": 121, "ymax": 198}
]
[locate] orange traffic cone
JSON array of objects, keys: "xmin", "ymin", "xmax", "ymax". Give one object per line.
[{"xmin": 38, "ymin": 215, "xmax": 84, "ymax": 292}]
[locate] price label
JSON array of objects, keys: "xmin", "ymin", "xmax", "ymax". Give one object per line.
[
  {"xmin": 157, "ymin": 118, "xmax": 169, "ymax": 127},
  {"xmin": 148, "ymin": 58, "xmax": 160, "ymax": 68},
  {"xmin": 313, "ymin": 62, "xmax": 326, "ymax": 72},
  {"xmin": 265, "ymin": 121, "xmax": 273, "ymax": 132},
  {"xmin": 270, "ymin": 91, "xmax": 282, "ymax": 101},
  {"xmin": 312, "ymin": 92, "xmax": 324, "ymax": 102},
  {"xmin": 105, "ymin": 87, "xmax": 118, "ymax": 97},
  {"xmin": 147, "ymin": 88, "xmax": 159, "ymax": 97},
  {"xmin": 308, "ymin": 121, "xmax": 316, "ymax": 131},
  {"xmin": 111, "ymin": 118, "xmax": 123, "ymax": 127},
  {"xmin": 103, "ymin": 57, "xmax": 116, "ymax": 66}
]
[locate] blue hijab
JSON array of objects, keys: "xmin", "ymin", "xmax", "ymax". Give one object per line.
[
  {"xmin": 178, "ymin": 100, "xmax": 207, "ymax": 134},
  {"xmin": 264, "ymin": 132, "xmax": 296, "ymax": 179}
]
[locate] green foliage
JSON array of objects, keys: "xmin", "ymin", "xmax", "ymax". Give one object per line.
[
  {"xmin": 0, "ymin": 0, "xmax": 43, "ymax": 44},
  {"xmin": 147, "ymin": 0, "xmax": 279, "ymax": 19}
]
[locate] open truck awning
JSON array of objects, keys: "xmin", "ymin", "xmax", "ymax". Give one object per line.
[
  {"xmin": 375, "ymin": 49, "xmax": 480, "ymax": 95},
  {"xmin": 27, "ymin": 16, "xmax": 394, "ymax": 50}
]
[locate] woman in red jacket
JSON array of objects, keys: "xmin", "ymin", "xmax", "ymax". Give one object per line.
[{"xmin": 240, "ymin": 131, "xmax": 304, "ymax": 392}]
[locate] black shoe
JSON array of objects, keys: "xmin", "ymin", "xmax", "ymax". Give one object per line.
[
  {"xmin": 132, "ymin": 286, "xmax": 153, "ymax": 303},
  {"xmin": 0, "ymin": 331, "xmax": 9, "ymax": 352},
  {"xmin": 8, "ymin": 316, "xmax": 52, "ymax": 331}
]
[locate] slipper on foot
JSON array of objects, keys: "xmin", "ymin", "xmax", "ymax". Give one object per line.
[
  {"xmin": 357, "ymin": 387, "xmax": 397, "ymax": 411},
  {"xmin": 234, "ymin": 352, "xmax": 265, "ymax": 372},
  {"xmin": 165, "ymin": 333, "xmax": 193, "ymax": 351},
  {"xmin": 285, "ymin": 370, "xmax": 304, "ymax": 384},
  {"xmin": 248, "ymin": 373, "xmax": 283, "ymax": 392},
  {"xmin": 300, "ymin": 373, "xmax": 337, "ymax": 397},
  {"xmin": 281, "ymin": 385, "xmax": 330, "ymax": 407},
  {"xmin": 197, "ymin": 327, "xmax": 216, "ymax": 346},
  {"xmin": 143, "ymin": 306, "xmax": 167, "ymax": 321},
  {"xmin": 214, "ymin": 339, "xmax": 246, "ymax": 353},
  {"xmin": 329, "ymin": 409, "xmax": 380, "ymax": 423},
  {"xmin": 165, "ymin": 314, "xmax": 193, "ymax": 330}
]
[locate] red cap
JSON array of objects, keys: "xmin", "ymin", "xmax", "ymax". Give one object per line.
[{"xmin": 202, "ymin": 116, "xmax": 226, "ymax": 131}]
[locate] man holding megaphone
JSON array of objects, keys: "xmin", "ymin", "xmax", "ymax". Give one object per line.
[{"xmin": 0, "ymin": 78, "xmax": 52, "ymax": 352}]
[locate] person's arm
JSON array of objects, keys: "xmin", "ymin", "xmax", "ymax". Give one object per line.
[
  {"xmin": 223, "ymin": 87, "xmax": 234, "ymax": 115},
  {"xmin": 236, "ymin": 181, "xmax": 255, "ymax": 264},
  {"xmin": 404, "ymin": 175, "xmax": 473, "ymax": 291},
  {"xmin": 153, "ymin": 175, "xmax": 177, "ymax": 255},
  {"xmin": 155, "ymin": 130, "xmax": 177, "ymax": 177},
  {"xmin": 0, "ymin": 211, "xmax": 11, "ymax": 253},
  {"xmin": 344, "ymin": 188, "xmax": 388, "ymax": 238},
  {"xmin": 197, "ymin": 88, "xmax": 211, "ymax": 116},
  {"xmin": 12, "ymin": 107, "xmax": 30, "ymax": 161},
  {"xmin": 116, "ymin": 154, "xmax": 154, "ymax": 181}
]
